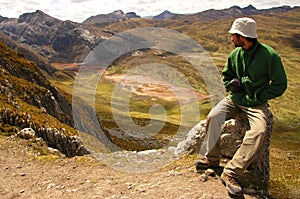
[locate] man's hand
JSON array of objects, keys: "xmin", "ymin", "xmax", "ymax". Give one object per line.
[{"xmin": 227, "ymin": 78, "xmax": 242, "ymax": 92}]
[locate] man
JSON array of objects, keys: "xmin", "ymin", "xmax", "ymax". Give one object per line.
[{"xmin": 194, "ymin": 17, "xmax": 287, "ymax": 197}]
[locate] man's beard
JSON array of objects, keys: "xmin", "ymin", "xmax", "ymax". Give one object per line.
[{"xmin": 234, "ymin": 39, "xmax": 244, "ymax": 48}]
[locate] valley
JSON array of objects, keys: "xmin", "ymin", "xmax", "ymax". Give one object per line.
[{"xmin": 0, "ymin": 5, "xmax": 299, "ymax": 198}]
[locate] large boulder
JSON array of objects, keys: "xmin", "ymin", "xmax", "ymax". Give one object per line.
[{"xmin": 175, "ymin": 112, "xmax": 274, "ymax": 194}]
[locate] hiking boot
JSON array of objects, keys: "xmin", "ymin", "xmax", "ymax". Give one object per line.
[
  {"xmin": 194, "ymin": 157, "xmax": 219, "ymax": 170},
  {"xmin": 220, "ymin": 172, "xmax": 243, "ymax": 197}
]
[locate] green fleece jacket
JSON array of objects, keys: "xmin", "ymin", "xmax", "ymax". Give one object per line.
[{"xmin": 222, "ymin": 42, "xmax": 287, "ymax": 107}]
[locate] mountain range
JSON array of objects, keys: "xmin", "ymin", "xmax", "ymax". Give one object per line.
[
  {"xmin": 153, "ymin": 5, "xmax": 295, "ymax": 21},
  {"xmin": 0, "ymin": 5, "xmax": 298, "ymax": 66}
]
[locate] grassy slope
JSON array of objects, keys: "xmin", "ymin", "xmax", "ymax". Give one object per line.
[{"xmin": 0, "ymin": 41, "xmax": 77, "ymax": 136}]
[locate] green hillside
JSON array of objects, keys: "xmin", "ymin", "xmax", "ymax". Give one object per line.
[{"xmin": 0, "ymin": 40, "xmax": 77, "ymax": 136}]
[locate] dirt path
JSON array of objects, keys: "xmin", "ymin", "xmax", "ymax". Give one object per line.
[{"xmin": 0, "ymin": 136, "xmax": 259, "ymax": 199}]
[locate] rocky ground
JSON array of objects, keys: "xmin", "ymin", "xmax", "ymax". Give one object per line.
[{"xmin": 0, "ymin": 135, "xmax": 262, "ymax": 199}]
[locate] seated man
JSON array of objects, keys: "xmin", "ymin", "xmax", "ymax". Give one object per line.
[{"xmin": 195, "ymin": 17, "xmax": 287, "ymax": 197}]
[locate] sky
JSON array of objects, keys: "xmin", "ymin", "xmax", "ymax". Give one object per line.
[{"xmin": 0, "ymin": 0, "xmax": 299, "ymax": 23}]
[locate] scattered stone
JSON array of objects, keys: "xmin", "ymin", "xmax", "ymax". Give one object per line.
[
  {"xmin": 54, "ymin": 185, "xmax": 64, "ymax": 190},
  {"xmin": 17, "ymin": 128, "xmax": 35, "ymax": 140},
  {"xmin": 20, "ymin": 173, "xmax": 26, "ymax": 176},
  {"xmin": 16, "ymin": 164, "xmax": 23, "ymax": 169},
  {"xmin": 47, "ymin": 147, "xmax": 61, "ymax": 155},
  {"xmin": 199, "ymin": 174, "xmax": 208, "ymax": 182},
  {"xmin": 47, "ymin": 183, "xmax": 56, "ymax": 190},
  {"xmin": 167, "ymin": 170, "xmax": 182, "ymax": 176},
  {"xmin": 205, "ymin": 169, "xmax": 215, "ymax": 177},
  {"xmin": 127, "ymin": 184, "xmax": 133, "ymax": 190}
]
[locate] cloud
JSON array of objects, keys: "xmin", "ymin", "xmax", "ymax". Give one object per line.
[
  {"xmin": 0, "ymin": 0, "xmax": 299, "ymax": 22},
  {"xmin": 70, "ymin": 0, "xmax": 93, "ymax": 3}
]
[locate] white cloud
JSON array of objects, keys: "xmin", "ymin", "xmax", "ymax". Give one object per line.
[{"xmin": 0, "ymin": 0, "xmax": 299, "ymax": 22}]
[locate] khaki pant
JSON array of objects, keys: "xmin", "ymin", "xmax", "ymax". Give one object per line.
[{"xmin": 203, "ymin": 97, "xmax": 271, "ymax": 178}]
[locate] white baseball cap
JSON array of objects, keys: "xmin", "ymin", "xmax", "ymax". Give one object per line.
[{"xmin": 229, "ymin": 17, "xmax": 258, "ymax": 38}]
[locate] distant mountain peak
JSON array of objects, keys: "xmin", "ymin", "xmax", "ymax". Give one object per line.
[
  {"xmin": 229, "ymin": 5, "xmax": 241, "ymax": 9},
  {"xmin": 245, "ymin": 4, "xmax": 256, "ymax": 9},
  {"xmin": 161, "ymin": 10, "xmax": 173, "ymax": 14},
  {"xmin": 17, "ymin": 9, "xmax": 58, "ymax": 23},
  {"xmin": 153, "ymin": 10, "xmax": 176, "ymax": 20},
  {"xmin": 243, "ymin": 4, "xmax": 257, "ymax": 11},
  {"xmin": 82, "ymin": 10, "xmax": 140, "ymax": 25},
  {"xmin": 113, "ymin": 10, "xmax": 125, "ymax": 15},
  {"xmin": 35, "ymin": 9, "xmax": 46, "ymax": 14},
  {"xmin": 21, "ymin": 9, "xmax": 48, "ymax": 18}
]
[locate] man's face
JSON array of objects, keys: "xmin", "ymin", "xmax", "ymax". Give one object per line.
[{"xmin": 230, "ymin": 34, "xmax": 244, "ymax": 47}]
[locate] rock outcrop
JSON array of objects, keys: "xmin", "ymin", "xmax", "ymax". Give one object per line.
[
  {"xmin": 175, "ymin": 112, "xmax": 274, "ymax": 194},
  {"xmin": 0, "ymin": 10, "xmax": 110, "ymax": 63},
  {"xmin": 83, "ymin": 10, "xmax": 140, "ymax": 25},
  {"xmin": 37, "ymin": 127, "xmax": 90, "ymax": 157},
  {"xmin": 1, "ymin": 108, "xmax": 90, "ymax": 157}
]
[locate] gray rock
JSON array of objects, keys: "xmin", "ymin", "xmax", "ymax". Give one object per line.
[
  {"xmin": 18, "ymin": 128, "xmax": 36, "ymax": 139},
  {"xmin": 175, "ymin": 112, "xmax": 274, "ymax": 193},
  {"xmin": 199, "ymin": 174, "xmax": 208, "ymax": 182},
  {"xmin": 205, "ymin": 169, "xmax": 216, "ymax": 177}
]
